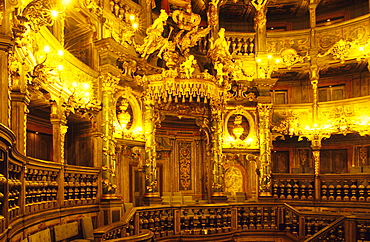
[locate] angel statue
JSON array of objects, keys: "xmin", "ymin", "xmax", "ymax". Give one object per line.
[
  {"xmin": 180, "ymin": 55, "xmax": 197, "ymax": 79},
  {"xmin": 136, "ymin": 9, "xmax": 169, "ymax": 59}
]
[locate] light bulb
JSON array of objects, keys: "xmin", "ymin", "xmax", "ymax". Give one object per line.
[
  {"xmin": 44, "ymin": 45, "xmax": 51, "ymax": 53},
  {"xmin": 83, "ymin": 83, "xmax": 90, "ymax": 89},
  {"xmin": 51, "ymin": 10, "xmax": 59, "ymax": 18}
]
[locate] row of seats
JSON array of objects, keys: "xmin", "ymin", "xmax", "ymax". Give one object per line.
[
  {"xmin": 162, "ymin": 192, "xmax": 195, "ymax": 205},
  {"xmin": 225, "ymin": 192, "xmax": 246, "ymax": 203},
  {"xmin": 162, "ymin": 192, "xmax": 208, "ymax": 205},
  {"xmin": 22, "ymin": 217, "xmax": 94, "ymax": 242},
  {"xmin": 162, "ymin": 192, "xmax": 247, "ymax": 204}
]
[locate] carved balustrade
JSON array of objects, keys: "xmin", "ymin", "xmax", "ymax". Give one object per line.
[
  {"xmin": 237, "ymin": 205, "xmax": 277, "ymax": 231},
  {"xmin": 138, "ymin": 208, "xmax": 175, "ymax": 238},
  {"xmin": 95, "ymin": 203, "xmax": 356, "ymax": 241},
  {"xmin": 302, "ymin": 213, "xmax": 341, "ymax": 239},
  {"xmin": 225, "ymin": 33, "xmax": 256, "ymax": 56},
  {"xmin": 320, "ymin": 174, "xmax": 370, "ymax": 202},
  {"xmin": 357, "ymin": 217, "xmax": 370, "ymax": 241},
  {"xmin": 25, "ymin": 165, "xmax": 59, "ymax": 214},
  {"xmin": 272, "ymin": 174, "xmax": 315, "ymax": 200},
  {"xmin": 64, "ymin": 166, "xmax": 99, "ymax": 206},
  {"xmin": 271, "ymin": 173, "xmax": 370, "ymax": 203},
  {"xmin": 0, "ymin": 124, "xmax": 103, "ymax": 241},
  {"xmin": 180, "ymin": 207, "xmax": 232, "ymax": 235},
  {"xmin": 305, "ymin": 217, "xmax": 351, "ymax": 242},
  {"xmin": 8, "ymin": 161, "xmax": 22, "ymax": 221}
]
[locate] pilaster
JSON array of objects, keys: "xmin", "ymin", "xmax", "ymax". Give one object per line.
[
  {"xmin": 10, "ymin": 91, "xmax": 30, "ymax": 155},
  {"xmin": 0, "ymin": 35, "xmax": 13, "ymax": 127},
  {"xmin": 50, "ymin": 105, "xmax": 68, "ymax": 164}
]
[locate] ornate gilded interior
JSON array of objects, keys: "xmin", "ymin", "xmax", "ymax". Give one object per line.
[{"xmin": 1, "ymin": 0, "xmax": 370, "ymax": 241}]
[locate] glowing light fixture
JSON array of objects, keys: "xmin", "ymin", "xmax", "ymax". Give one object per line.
[
  {"xmin": 83, "ymin": 83, "xmax": 90, "ymax": 89},
  {"xmin": 51, "ymin": 10, "xmax": 59, "ymax": 18},
  {"xmin": 44, "ymin": 45, "xmax": 51, "ymax": 53}
]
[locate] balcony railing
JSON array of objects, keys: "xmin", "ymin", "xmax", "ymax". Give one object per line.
[
  {"xmin": 94, "ymin": 202, "xmax": 370, "ymax": 242},
  {"xmin": 272, "ymin": 173, "xmax": 370, "ymax": 204}
]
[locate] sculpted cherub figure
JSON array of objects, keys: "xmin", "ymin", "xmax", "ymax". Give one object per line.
[{"xmin": 180, "ymin": 55, "xmax": 197, "ymax": 79}]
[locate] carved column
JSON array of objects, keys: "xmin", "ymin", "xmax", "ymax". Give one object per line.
[
  {"xmin": 310, "ymin": 64, "xmax": 319, "ymax": 123},
  {"xmin": 309, "ymin": 2, "xmax": 317, "ymax": 49},
  {"xmin": 310, "ymin": 64, "xmax": 321, "ymax": 200},
  {"xmin": 142, "ymin": 94, "xmax": 161, "ymax": 205},
  {"xmin": 101, "ymin": 73, "xmax": 119, "ymax": 199},
  {"xmin": 257, "ymin": 103, "xmax": 273, "ymax": 196},
  {"xmin": 252, "ymin": 1, "xmax": 268, "ymax": 54},
  {"xmin": 207, "ymin": 0, "xmax": 221, "ymax": 37},
  {"xmin": 312, "ymin": 140, "xmax": 321, "ymax": 200},
  {"xmin": 255, "ymin": 78, "xmax": 276, "ymax": 197},
  {"xmin": 50, "ymin": 102, "xmax": 68, "ymax": 163},
  {"xmin": 210, "ymin": 105, "xmax": 227, "ymax": 203}
]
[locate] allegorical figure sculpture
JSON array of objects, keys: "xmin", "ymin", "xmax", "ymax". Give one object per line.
[{"xmin": 136, "ymin": 9, "xmax": 168, "ymax": 59}]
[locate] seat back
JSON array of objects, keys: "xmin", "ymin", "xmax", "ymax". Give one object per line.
[
  {"xmin": 54, "ymin": 222, "xmax": 79, "ymax": 241},
  {"xmin": 124, "ymin": 203, "xmax": 134, "ymax": 212},
  {"xmin": 162, "ymin": 192, "xmax": 172, "ymax": 196},
  {"xmin": 28, "ymin": 228, "xmax": 51, "ymax": 242},
  {"xmin": 81, "ymin": 217, "xmax": 94, "ymax": 240}
]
